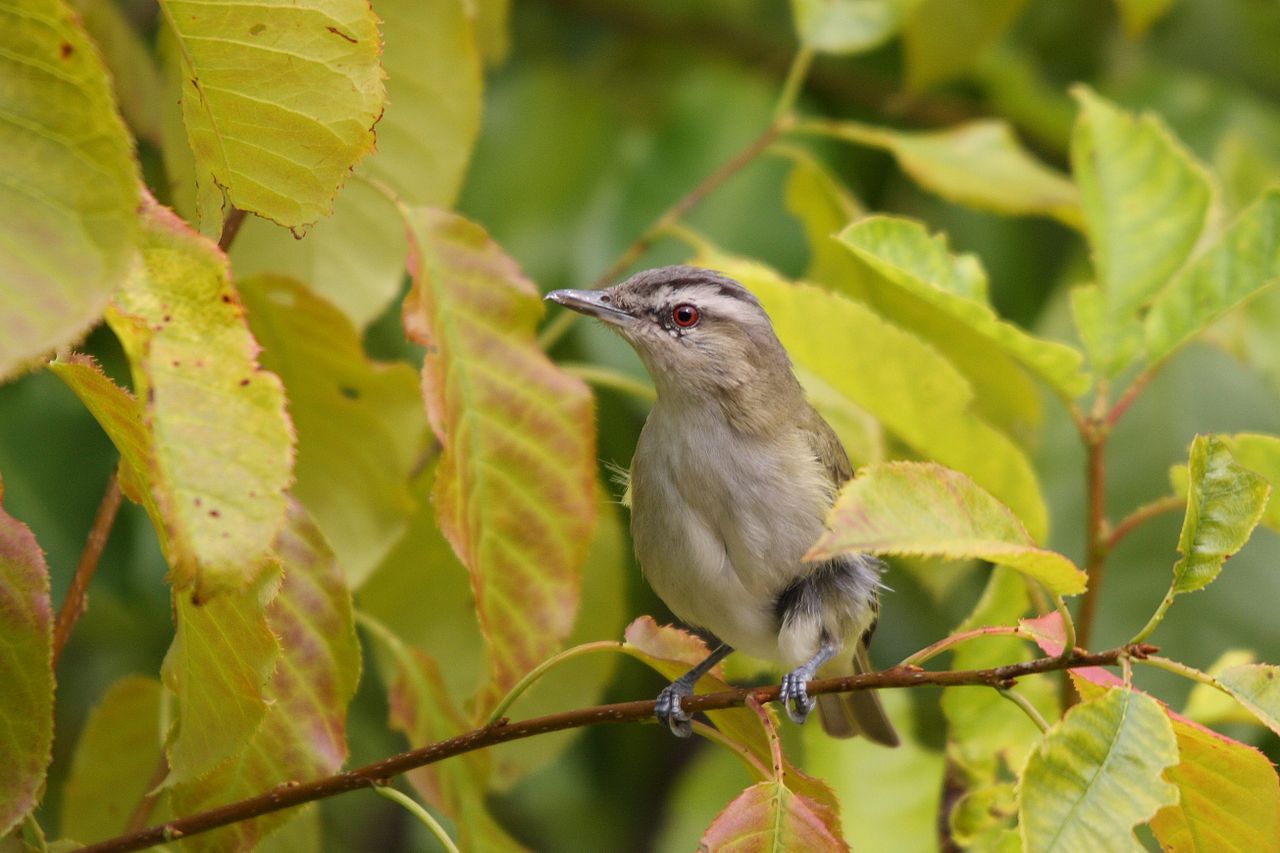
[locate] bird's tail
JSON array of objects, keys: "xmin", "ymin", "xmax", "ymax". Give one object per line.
[{"xmin": 815, "ymin": 642, "xmax": 900, "ymax": 746}]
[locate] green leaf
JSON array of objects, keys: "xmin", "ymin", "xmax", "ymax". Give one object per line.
[
  {"xmin": 0, "ymin": 0, "xmax": 140, "ymax": 380},
  {"xmin": 77, "ymin": 0, "xmax": 165, "ymax": 146},
  {"xmin": 157, "ymin": 0, "xmax": 385, "ymax": 228},
  {"xmin": 810, "ymin": 461, "xmax": 1085, "ymax": 594},
  {"xmin": 810, "ymin": 119, "xmax": 1080, "ymax": 227},
  {"xmin": 107, "ymin": 197, "xmax": 294, "ymax": 599},
  {"xmin": 1216, "ymin": 434, "xmax": 1280, "ymax": 531},
  {"xmin": 1182, "ymin": 650, "xmax": 1262, "ymax": 727},
  {"xmin": 699, "ymin": 780, "xmax": 848, "ymax": 852},
  {"xmin": 789, "ymin": 0, "xmax": 905, "ymax": 55},
  {"xmin": 472, "ymin": 0, "xmax": 512, "ymax": 65},
  {"xmin": 1216, "ymin": 664, "xmax": 1280, "ymax": 736},
  {"xmin": 0, "ymin": 484, "xmax": 53, "ymax": 837},
  {"xmin": 901, "ymin": 0, "xmax": 1028, "ymax": 92},
  {"xmin": 838, "ymin": 216, "xmax": 1090, "ymax": 397},
  {"xmin": 1019, "ymin": 687, "xmax": 1179, "ymax": 852},
  {"xmin": 60, "ymin": 676, "xmax": 164, "ymax": 842},
  {"xmin": 1169, "ymin": 435, "xmax": 1270, "ymax": 595},
  {"xmin": 1069, "ymin": 87, "xmax": 1211, "ymax": 375},
  {"xmin": 239, "ymin": 274, "xmax": 426, "ymax": 587},
  {"xmin": 775, "ymin": 144, "xmax": 866, "ymax": 291},
  {"xmin": 1114, "ymin": 0, "xmax": 1176, "ymax": 38},
  {"xmin": 170, "ymin": 504, "xmax": 362, "ymax": 850},
  {"xmin": 700, "ymin": 253, "xmax": 1049, "ymax": 540},
  {"xmin": 949, "ymin": 783, "xmax": 1017, "ymax": 849},
  {"xmin": 400, "ymin": 208, "xmax": 598, "ymax": 704},
  {"xmin": 1146, "ymin": 190, "xmax": 1280, "ymax": 366}
]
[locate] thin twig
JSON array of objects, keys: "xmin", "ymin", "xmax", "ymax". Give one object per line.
[
  {"xmin": 52, "ymin": 471, "xmax": 123, "ymax": 667},
  {"xmin": 1106, "ymin": 369, "xmax": 1156, "ymax": 428},
  {"xmin": 898, "ymin": 625, "xmax": 1026, "ymax": 668},
  {"xmin": 1107, "ymin": 495, "xmax": 1185, "ymax": 552},
  {"xmin": 560, "ymin": 363, "xmax": 657, "ymax": 403},
  {"xmin": 79, "ymin": 644, "xmax": 1151, "ymax": 853},
  {"xmin": 1136, "ymin": 655, "xmax": 1224, "ymax": 690},
  {"xmin": 217, "ymin": 207, "xmax": 248, "ymax": 253},
  {"xmin": 1075, "ymin": 425, "xmax": 1109, "ymax": 656}
]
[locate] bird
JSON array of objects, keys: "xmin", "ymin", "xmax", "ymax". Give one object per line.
[{"xmin": 546, "ymin": 265, "xmax": 899, "ymax": 746}]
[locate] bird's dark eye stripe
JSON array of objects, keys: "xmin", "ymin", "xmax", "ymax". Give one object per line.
[{"xmin": 715, "ymin": 284, "xmax": 752, "ymax": 301}]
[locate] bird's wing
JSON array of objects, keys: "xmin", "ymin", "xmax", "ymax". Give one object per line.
[{"xmin": 801, "ymin": 403, "xmax": 854, "ymax": 489}]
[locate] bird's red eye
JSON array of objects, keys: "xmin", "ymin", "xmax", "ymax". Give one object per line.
[{"xmin": 672, "ymin": 304, "xmax": 700, "ymax": 328}]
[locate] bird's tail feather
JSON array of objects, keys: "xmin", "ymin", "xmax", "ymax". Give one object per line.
[{"xmin": 815, "ymin": 643, "xmax": 900, "ymax": 747}]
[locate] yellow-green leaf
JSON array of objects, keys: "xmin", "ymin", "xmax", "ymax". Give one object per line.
[
  {"xmin": 789, "ymin": 0, "xmax": 905, "ymax": 55},
  {"xmin": 1216, "ymin": 664, "xmax": 1280, "ymax": 737},
  {"xmin": 1182, "ymin": 650, "xmax": 1261, "ymax": 728},
  {"xmin": 902, "ymin": 0, "xmax": 1028, "ymax": 92},
  {"xmin": 170, "ymin": 504, "xmax": 362, "ymax": 850},
  {"xmin": 775, "ymin": 144, "xmax": 866, "ymax": 291},
  {"xmin": 472, "ymin": 0, "xmax": 512, "ymax": 65},
  {"xmin": 1217, "ymin": 434, "xmax": 1280, "ymax": 532},
  {"xmin": 60, "ymin": 676, "xmax": 164, "ymax": 843},
  {"xmin": 400, "ymin": 207, "xmax": 597, "ymax": 703},
  {"xmin": 810, "ymin": 461, "xmax": 1085, "ymax": 594},
  {"xmin": 1019, "ymin": 687, "xmax": 1179, "ymax": 852},
  {"xmin": 77, "ymin": 0, "xmax": 165, "ymax": 146},
  {"xmin": 1069, "ymin": 282, "xmax": 1144, "ymax": 379},
  {"xmin": 0, "ymin": 483, "xmax": 53, "ymax": 837},
  {"xmin": 108, "ymin": 197, "xmax": 294, "ymax": 599},
  {"xmin": 0, "ymin": 0, "xmax": 140, "ymax": 380},
  {"xmin": 240, "ymin": 274, "xmax": 426, "ymax": 587},
  {"xmin": 1146, "ymin": 190, "xmax": 1280, "ymax": 367},
  {"xmin": 158, "ymin": 0, "xmax": 385, "ymax": 228},
  {"xmin": 700, "ymin": 781, "xmax": 848, "ymax": 853},
  {"xmin": 1114, "ymin": 0, "xmax": 1176, "ymax": 38}
]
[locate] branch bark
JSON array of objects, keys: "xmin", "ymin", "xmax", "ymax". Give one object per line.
[
  {"xmin": 80, "ymin": 643, "xmax": 1154, "ymax": 853},
  {"xmin": 52, "ymin": 471, "xmax": 122, "ymax": 667}
]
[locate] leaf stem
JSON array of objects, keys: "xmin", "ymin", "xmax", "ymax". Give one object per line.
[
  {"xmin": 1075, "ymin": 417, "xmax": 1109, "ymax": 655},
  {"xmin": 1130, "ymin": 591, "xmax": 1175, "ymax": 645},
  {"xmin": 559, "ymin": 363, "xmax": 656, "ymax": 403},
  {"xmin": 773, "ymin": 46, "xmax": 814, "ymax": 121},
  {"xmin": 217, "ymin": 207, "xmax": 248, "ymax": 252},
  {"xmin": 898, "ymin": 625, "xmax": 1027, "ymax": 668},
  {"xmin": 52, "ymin": 471, "xmax": 123, "ymax": 667},
  {"xmin": 1136, "ymin": 654, "xmax": 1224, "ymax": 691},
  {"xmin": 689, "ymin": 720, "xmax": 772, "ymax": 781},
  {"xmin": 483, "ymin": 640, "xmax": 626, "ymax": 726},
  {"xmin": 997, "ymin": 687, "xmax": 1050, "ymax": 733},
  {"xmin": 1107, "ymin": 495, "xmax": 1185, "ymax": 552},
  {"xmin": 373, "ymin": 786, "xmax": 460, "ymax": 853}
]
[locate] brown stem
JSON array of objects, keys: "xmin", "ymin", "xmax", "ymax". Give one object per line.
[
  {"xmin": 1106, "ymin": 369, "xmax": 1155, "ymax": 428},
  {"xmin": 1107, "ymin": 495, "xmax": 1185, "ymax": 552},
  {"xmin": 1075, "ymin": 427, "xmax": 1108, "ymax": 655},
  {"xmin": 52, "ymin": 472, "xmax": 123, "ymax": 667},
  {"xmin": 80, "ymin": 644, "xmax": 1150, "ymax": 853},
  {"xmin": 217, "ymin": 207, "xmax": 248, "ymax": 253}
]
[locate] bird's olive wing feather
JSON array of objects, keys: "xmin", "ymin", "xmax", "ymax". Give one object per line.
[{"xmin": 801, "ymin": 404, "xmax": 854, "ymax": 488}]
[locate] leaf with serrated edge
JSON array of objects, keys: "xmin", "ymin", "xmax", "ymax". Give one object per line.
[
  {"xmin": 902, "ymin": 0, "xmax": 1028, "ymax": 92},
  {"xmin": 0, "ymin": 0, "xmax": 140, "ymax": 380},
  {"xmin": 1146, "ymin": 190, "xmax": 1280, "ymax": 365},
  {"xmin": 700, "ymin": 781, "xmax": 848, "ymax": 853},
  {"xmin": 401, "ymin": 207, "xmax": 597, "ymax": 705},
  {"xmin": 699, "ymin": 252, "xmax": 1049, "ymax": 540},
  {"xmin": 170, "ymin": 504, "xmax": 361, "ymax": 850},
  {"xmin": 790, "ymin": 0, "xmax": 904, "ymax": 55},
  {"xmin": 1217, "ymin": 434, "xmax": 1280, "ymax": 532},
  {"xmin": 1169, "ymin": 435, "xmax": 1269, "ymax": 595},
  {"xmin": 240, "ymin": 274, "xmax": 425, "ymax": 587},
  {"xmin": 1217, "ymin": 665, "xmax": 1280, "ymax": 737},
  {"xmin": 838, "ymin": 216, "xmax": 1089, "ymax": 397},
  {"xmin": 810, "ymin": 462, "xmax": 1084, "ymax": 594},
  {"xmin": 158, "ymin": 0, "xmax": 385, "ymax": 228},
  {"xmin": 0, "ymin": 483, "xmax": 53, "ymax": 836},
  {"xmin": 60, "ymin": 676, "xmax": 164, "ymax": 842},
  {"xmin": 1019, "ymin": 687, "xmax": 1178, "ymax": 852},
  {"xmin": 108, "ymin": 196, "xmax": 294, "ymax": 599}
]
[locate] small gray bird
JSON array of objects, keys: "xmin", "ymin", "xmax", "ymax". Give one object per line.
[{"xmin": 547, "ymin": 266, "xmax": 898, "ymax": 745}]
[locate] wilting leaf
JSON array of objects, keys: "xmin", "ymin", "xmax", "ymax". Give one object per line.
[
  {"xmin": 60, "ymin": 676, "xmax": 164, "ymax": 842},
  {"xmin": 170, "ymin": 504, "xmax": 362, "ymax": 850},
  {"xmin": 789, "ymin": 0, "xmax": 904, "ymax": 55},
  {"xmin": 108, "ymin": 197, "xmax": 294, "ymax": 599},
  {"xmin": 901, "ymin": 0, "xmax": 1028, "ymax": 92},
  {"xmin": 157, "ymin": 0, "xmax": 385, "ymax": 228},
  {"xmin": 0, "ymin": 0, "xmax": 139, "ymax": 380},
  {"xmin": 1019, "ymin": 687, "xmax": 1179, "ymax": 852},
  {"xmin": 810, "ymin": 461, "xmax": 1084, "ymax": 594},
  {"xmin": 1216, "ymin": 665, "xmax": 1280, "ymax": 737},
  {"xmin": 700, "ymin": 780, "xmax": 848, "ymax": 852},
  {"xmin": 240, "ymin": 275, "xmax": 426, "ymax": 586},
  {"xmin": 809, "ymin": 119, "xmax": 1080, "ymax": 227},
  {"xmin": 400, "ymin": 207, "xmax": 597, "ymax": 704},
  {"xmin": 1146, "ymin": 190, "xmax": 1280, "ymax": 366},
  {"xmin": 1114, "ymin": 0, "xmax": 1176, "ymax": 38},
  {"xmin": 0, "ymin": 483, "xmax": 54, "ymax": 837}
]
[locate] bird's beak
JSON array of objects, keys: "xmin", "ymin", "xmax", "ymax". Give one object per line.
[{"xmin": 545, "ymin": 289, "xmax": 634, "ymax": 326}]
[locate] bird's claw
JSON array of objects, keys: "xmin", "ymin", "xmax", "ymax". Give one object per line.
[
  {"xmin": 656, "ymin": 683, "xmax": 694, "ymax": 738},
  {"xmin": 780, "ymin": 668, "xmax": 816, "ymax": 725}
]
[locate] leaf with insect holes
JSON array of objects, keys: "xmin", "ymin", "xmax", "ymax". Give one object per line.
[
  {"xmin": 0, "ymin": 0, "xmax": 140, "ymax": 380},
  {"xmin": 0, "ymin": 482, "xmax": 54, "ymax": 837},
  {"xmin": 107, "ymin": 196, "xmax": 294, "ymax": 600},
  {"xmin": 158, "ymin": 0, "xmax": 385, "ymax": 228},
  {"xmin": 400, "ymin": 207, "xmax": 597, "ymax": 706},
  {"xmin": 700, "ymin": 780, "xmax": 848, "ymax": 852},
  {"xmin": 809, "ymin": 461, "xmax": 1085, "ymax": 594}
]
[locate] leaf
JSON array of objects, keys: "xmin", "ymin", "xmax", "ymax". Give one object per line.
[
  {"xmin": 472, "ymin": 0, "xmax": 512, "ymax": 65},
  {"xmin": 400, "ymin": 207, "xmax": 597, "ymax": 704},
  {"xmin": 1146, "ymin": 190, "xmax": 1280, "ymax": 366},
  {"xmin": 700, "ymin": 253, "xmax": 1049, "ymax": 540},
  {"xmin": 838, "ymin": 216, "xmax": 1090, "ymax": 397},
  {"xmin": 775, "ymin": 144, "xmax": 866, "ymax": 291},
  {"xmin": 170, "ymin": 504, "xmax": 362, "ymax": 851},
  {"xmin": 901, "ymin": 0, "xmax": 1028, "ymax": 92},
  {"xmin": 77, "ymin": 0, "xmax": 165, "ymax": 145},
  {"xmin": 1183, "ymin": 650, "xmax": 1262, "ymax": 727},
  {"xmin": 157, "ymin": 0, "xmax": 385, "ymax": 228},
  {"xmin": 60, "ymin": 676, "xmax": 164, "ymax": 842},
  {"xmin": 1018, "ymin": 687, "xmax": 1179, "ymax": 852},
  {"xmin": 239, "ymin": 275, "xmax": 426, "ymax": 586},
  {"xmin": 108, "ymin": 196, "xmax": 294, "ymax": 599},
  {"xmin": 789, "ymin": 0, "xmax": 905, "ymax": 55},
  {"xmin": 0, "ymin": 0, "xmax": 140, "ymax": 380},
  {"xmin": 1216, "ymin": 665, "xmax": 1280, "ymax": 737},
  {"xmin": 813, "ymin": 119, "xmax": 1080, "ymax": 227},
  {"xmin": 1217, "ymin": 433, "xmax": 1280, "ymax": 532},
  {"xmin": 1168, "ymin": 435, "xmax": 1269, "ymax": 595},
  {"xmin": 701, "ymin": 781, "xmax": 848, "ymax": 853},
  {"xmin": 1069, "ymin": 88, "xmax": 1211, "ymax": 375},
  {"xmin": 0, "ymin": 484, "xmax": 53, "ymax": 837},
  {"xmin": 810, "ymin": 461, "xmax": 1085, "ymax": 594},
  {"xmin": 1114, "ymin": 0, "xmax": 1176, "ymax": 38}
]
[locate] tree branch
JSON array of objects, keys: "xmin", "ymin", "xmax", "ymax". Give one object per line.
[
  {"xmin": 80, "ymin": 643, "xmax": 1154, "ymax": 853},
  {"xmin": 52, "ymin": 471, "xmax": 123, "ymax": 667}
]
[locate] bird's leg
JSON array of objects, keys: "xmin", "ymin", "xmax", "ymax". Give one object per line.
[
  {"xmin": 780, "ymin": 640, "xmax": 839, "ymax": 724},
  {"xmin": 655, "ymin": 643, "xmax": 734, "ymax": 738}
]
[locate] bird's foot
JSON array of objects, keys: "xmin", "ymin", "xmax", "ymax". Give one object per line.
[
  {"xmin": 780, "ymin": 666, "xmax": 818, "ymax": 724},
  {"xmin": 656, "ymin": 681, "xmax": 695, "ymax": 738}
]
